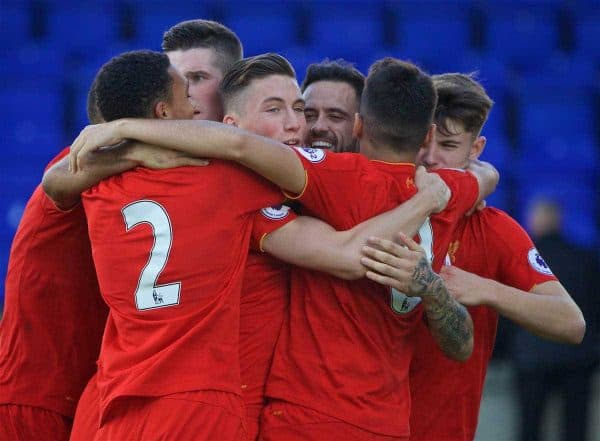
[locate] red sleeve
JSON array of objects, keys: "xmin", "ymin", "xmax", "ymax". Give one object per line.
[
  {"xmin": 250, "ymin": 204, "xmax": 298, "ymax": 251},
  {"xmin": 284, "ymin": 148, "xmax": 399, "ymax": 229},
  {"xmin": 483, "ymin": 209, "xmax": 557, "ymax": 291},
  {"xmin": 434, "ymin": 168, "xmax": 479, "ymax": 219},
  {"xmin": 220, "ymin": 161, "xmax": 287, "ymax": 215}
]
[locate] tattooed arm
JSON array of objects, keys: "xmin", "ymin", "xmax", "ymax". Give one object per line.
[{"xmin": 361, "ymin": 233, "xmax": 474, "ymax": 361}]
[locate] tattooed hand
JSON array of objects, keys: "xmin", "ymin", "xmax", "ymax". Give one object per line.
[
  {"xmin": 361, "ymin": 232, "xmax": 438, "ymax": 298},
  {"xmin": 361, "ymin": 232, "xmax": 474, "ymax": 361}
]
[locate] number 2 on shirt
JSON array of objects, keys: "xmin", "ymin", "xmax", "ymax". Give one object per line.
[
  {"xmin": 390, "ymin": 218, "xmax": 433, "ymax": 314},
  {"xmin": 122, "ymin": 200, "xmax": 181, "ymax": 310}
]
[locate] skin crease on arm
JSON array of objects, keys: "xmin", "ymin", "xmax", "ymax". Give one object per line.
[
  {"xmin": 69, "ymin": 119, "xmax": 308, "ymax": 195},
  {"xmin": 440, "ymin": 266, "xmax": 586, "ymax": 344}
]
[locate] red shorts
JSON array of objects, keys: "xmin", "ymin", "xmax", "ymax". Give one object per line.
[
  {"xmin": 0, "ymin": 404, "xmax": 71, "ymax": 441},
  {"xmin": 71, "ymin": 374, "xmax": 100, "ymax": 441},
  {"xmin": 259, "ymin": 400, "xmax": 408, "ymax": 441},
  {"xmin": 96, "ymin": 390, "xmax": 247, "ymax": 441}
]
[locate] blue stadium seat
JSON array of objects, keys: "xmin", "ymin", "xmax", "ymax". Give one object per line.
[
  {"xmin": 0, "ymin": 6, "xmax": 30, "ymax": 43},
  {"xmin": 573, "ymin": 4, "xmax": 600, "ymax": 57},
  {"xmin": 0, "ymin": 84, "xmax": 65, "ymax": 165},
  {"xmin": 0, "ymin": 43, "xmax": 64, "ymax": 81},
  {"xmin": 515, "ymin": 86, "xmax": 595, "ymax": 164},
  {"xmin": 45, "ymin": 4, "xmax": 120, "ymax": 52},
  {"xmin": 130, "ymin": 3, "xmax": 211, "ymax": 50},
  {"xmin": 393, "ymin": 0, "xmax": 473, "ymax": 70},
  {"xmin": 483, "ymin": 3, "xmax": 560, "ymax": 69},
  {"xmin": 221, "ymin": 1, "xmax": 301, "ymax": 56},
  {"xmin": 306, "ymin": 1, "xmax": 386, "ymax": 59}
]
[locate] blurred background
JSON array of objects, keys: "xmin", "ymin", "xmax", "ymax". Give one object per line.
[{"xmin": 0, "ymin": 0, "xmax": 598, "ymax": 439}]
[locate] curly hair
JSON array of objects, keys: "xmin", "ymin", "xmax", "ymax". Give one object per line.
[{"xmin": 95, "ymin": 50, "xmax": 172, "ymax": 121}]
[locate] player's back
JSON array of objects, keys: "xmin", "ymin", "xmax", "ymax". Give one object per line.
[
  {"xmin": 266, "ymin": 150, "xmax": 479, "ymax": 437},
  {"xmin": 0, "ymin": 148, "xmax": 107, "ymax": 419},
  {"xmin": 82, "ymin": 161, "xmax": 283, "ymax": 423},
  {"xmin": 409, "ymin": 207, "xmax": 557, "ymax": 441}
]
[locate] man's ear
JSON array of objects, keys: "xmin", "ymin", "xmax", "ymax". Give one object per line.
[
  {"xmin": 154, "ymin": 101, "xmax": 170, "ymax": 119},
  {"xmin": 223, "ymin": 114, "xmax": 238, "ymax": 127},
  {"xmin": 470, "ymin": 135, "xmax": 486, "ymax": 160},
  {"xmin": 423, "ymin": 123, "xmax": 436, "ymax": 146},
  {"xmin": 352, "ymin": 113, "xmax": 363, "ymax": 139}
]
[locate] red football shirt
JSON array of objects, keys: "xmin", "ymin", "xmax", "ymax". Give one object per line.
[
  {"xmin": 266, "ymin": 149, "xmax": 479, "ymax": 437},
  {"xmin": 81, "ymin": 161, "xmax": 284, "ymax": 423},
  {"xmin": 241, "ymin": 205, "xmax": 295, "ymax": 428},
  {"xmin": 0, "ymin": 147, "xmax": 107, "ymax": 418},
  {"xmin": 409, "ymin": 208, "xmax": 557, "ymax": 441}
]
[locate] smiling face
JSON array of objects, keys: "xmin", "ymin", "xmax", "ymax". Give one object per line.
[
  {"xmin": 224, "ymin": 74, "xmax": 307, "ymax": 146},
  {"xmin": 303, "ymin": 80, "xmax": 359, "ymax": 152},
  {"xmin": 416, "ymin": 118, "xmax": 485, "ymax": 170},
  {"xmin": 167, "ymin": 47, "xmax": 224, "ymax": 121}
]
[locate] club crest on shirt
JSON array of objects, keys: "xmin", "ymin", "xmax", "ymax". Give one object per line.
[
  {"xmin": 261, "ymin": 205, "xmax": 291, "ymax": 220},
  {"xmin": 295, "ymin": 147, "xmax": 326, "ymax": 163},
  {"xmin": 390, "ymin": 288, "xmax": 422, "ymax": 314},
  {"xmin": 527, "ymin": 247, "xmax": 553, "ymax": 275}
]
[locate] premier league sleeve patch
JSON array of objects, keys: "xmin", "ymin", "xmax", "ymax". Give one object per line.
[
  {"xmin": 261, "ymin": 205, "xmax": 291, "ymax": 220},
  {"xmin": 295, "ymin": 147, "xmax": 326, "ymax": 163},
  {"xmin": 527, "ymin": 248, "xmax": 554, "ymax": 275}
]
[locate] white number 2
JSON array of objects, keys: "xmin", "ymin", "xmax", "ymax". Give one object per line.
[
  {"xmin": 122, "ymin": 200, "xmax": 181, "ymax": 311},
  {"xmin": 390, "ymin": 218, "xmax": 434, "ymax": 314}
]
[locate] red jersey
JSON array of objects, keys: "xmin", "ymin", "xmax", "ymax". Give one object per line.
[
  {"xmin": 266, "ymin": 149, "xmax": 479, "ymax": 437},
  {"xmin": 81, "ymin": 161, "xmax": 284, "ymax": 424},
  {"xmin": 0, "ymin": 148, "xmax": 107, "ymax": 418},
  {"xmin": 240, "ymin": 205, "xmax": 295, "ymax": 435},
  {"xmin": 409, "ymin": 208, "xmax": 557, "ymax": 441}
]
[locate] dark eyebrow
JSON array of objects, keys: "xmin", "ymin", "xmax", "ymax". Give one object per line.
[
  {"xmin": 325, "ymin": 107, "xmax": 351, "ymax": 117},
  {"xmin": 185, "ymin": 70, "xmax": 210, "ymax": 78}
]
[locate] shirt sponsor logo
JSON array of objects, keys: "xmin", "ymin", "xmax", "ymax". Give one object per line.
[
  {"xmin": 261, "ymin": 205, "xmax": 291, "ymax": 220},
  {"xmin": 390, "ymin": 288, "xmax": 422, "ymax": 314},
  {"xmin": 527, "ymin": 247, "xmax": 553, "ymax": 275},
  {"xmin": 295, "ymin": 147, "xmax": 326, "ymax": 163}
]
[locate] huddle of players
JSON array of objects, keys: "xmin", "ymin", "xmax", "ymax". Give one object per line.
[{"xmin": 0, "ymin": 18, "xmax": 585, "ymax": 441}]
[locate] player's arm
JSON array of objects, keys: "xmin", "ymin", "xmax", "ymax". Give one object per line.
[
  {"xmin": 43, "ymin": 142, "xmax": 208, "ymax": 210},
  {"xmin": 361, "ymin": 234, "xmax": 474, "ymax": 361},
  {"xmin": 263, "ymin": 176, "xmax": 448, "ymax": 279},
  {"xmin": 464, "ymin": 159, "xmax": 499, "ymax": 206},
  {"xmin": 43, "ymin": 144, "xmax": 137, "ymax": 210},
  {"xmin": 440, "ymin": 267, "xmax": 585, "ymax": 344},
  {"xmin": 69, "ymin": 119, "xmax": 307, "ymax": 195}
]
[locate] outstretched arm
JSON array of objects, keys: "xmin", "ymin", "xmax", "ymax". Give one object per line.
[
  {"xmin": 43, "ymin": 144, "xmax": 137, "ymax": 210},
  {"xmin": 69, "ymin": 119, "xmax": 307, "ymax": 195},
  {"xmin": 262, "ymin": 167, "xmax": 451, "ymax": 279},
  {"xmin": 440, "ymin": 266, "xmax": 585, "ymax": 344},
  {"xmin": 360, "ymin": 234, "xmax": 474, "ymax": 361},
  {"xmin": 44, "ymin": 142, "xmax": 208, "ymax": 210}
]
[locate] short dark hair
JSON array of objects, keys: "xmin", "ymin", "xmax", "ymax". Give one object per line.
[
  {"xmin": 220, "ymin": 53, "xmax": 296, "ymax": 113},
  {"xmin": 86, "ymin": 76, "xmax": 104, "ymax": 124},
  {"xmin": 95, "ymin": 50, "xmax": 172, "ymax": 122},
  {"xmin": 162, "ymin": 19, "xmax": 243, "ymax": 73},
  {"xmin": 301, "ymin": 59, "xmax": 365, "ymax": 101},
  {"xmin": 432, "ymin": 73, "xmax": 494, "ymax": 137},
  {"xmin": 361, "ymin": 58, "xmax": 437, "ymax": 153}
]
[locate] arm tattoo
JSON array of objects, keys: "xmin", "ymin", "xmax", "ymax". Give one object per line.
[{"xmin": 411, "ymin": 258, "xmax": 474, "ymax": 361}]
